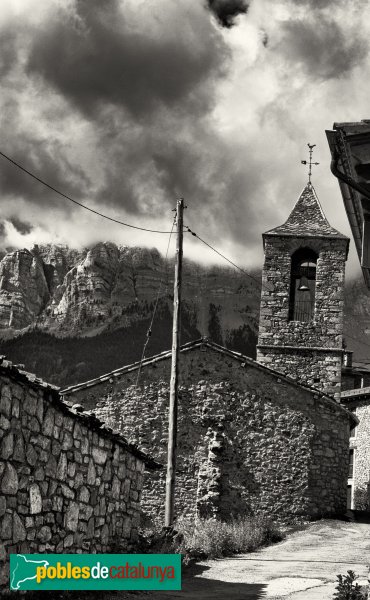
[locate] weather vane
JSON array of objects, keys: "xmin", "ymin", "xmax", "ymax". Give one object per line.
[{"xmin": 301, "ymin": 143, "xmax": 319, "ymax": 184}]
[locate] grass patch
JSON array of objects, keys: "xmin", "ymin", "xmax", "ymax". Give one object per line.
[
  {"xmin": 179, "ymin": 516, "xmax": 283, "ymax": 559},
  {"xmin": 140, "ymin": 515, "xmax": 283, "ymax": 560}
]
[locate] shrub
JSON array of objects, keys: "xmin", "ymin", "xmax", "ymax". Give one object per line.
[
  {"xmin": 142, "ymin": 517, "xmax": 283, "ymax": 559},
  {"xmin": 174, "ymin": 515, "xmax": 283, "ymax": 559},
  {"xmin": 333, "ymin": 570, "xmax": 367, "ymax": 600}
]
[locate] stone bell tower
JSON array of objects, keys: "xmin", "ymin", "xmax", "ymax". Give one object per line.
[{"xmin": 256, "ymin": 182, "xmax": 349, "ymax": 400}]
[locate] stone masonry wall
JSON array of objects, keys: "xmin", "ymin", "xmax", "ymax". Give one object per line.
[
  {"xmin": 257, "ymin": 236, "xmax": 348, "ymax": 399},
  {"xmin": 348, "ymin": 400, "xmax": 370, "ymax": 510},
  {"xmin": 257, "ymin": 347, "xmax": 343, "ymax": 400},
  {"xmin": 0, "ymin": 372, "xmax": 147, "ymax": 587},
  {"xmin": 67, "ymin": 345, "xmax": 351, "ymax": 523}
]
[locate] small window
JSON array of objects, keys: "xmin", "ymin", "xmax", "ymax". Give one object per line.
[
  {"xmin": 349, "ymin": 449, "xmax": 354, "ymax": 478},
  {"xmin": 289, "ymin": 248, "xmax": 317, "ymax": 322}
]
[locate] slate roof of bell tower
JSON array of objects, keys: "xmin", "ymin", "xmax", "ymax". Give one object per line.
[{"xmin": 264, "ymin": 182, "xmax": 349, "ymax": 241}]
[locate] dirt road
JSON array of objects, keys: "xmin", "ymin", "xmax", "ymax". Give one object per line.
[{"xmin": 155, "ymin": 520, "xmax": 370, "ymax": 599}]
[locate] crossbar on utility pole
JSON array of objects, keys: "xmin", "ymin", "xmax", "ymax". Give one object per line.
[{"xmin": 165, "ymin": 198, "xmax": 184, "ymax": 527}]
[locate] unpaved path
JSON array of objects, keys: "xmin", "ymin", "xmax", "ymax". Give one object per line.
[{"xmin": 154, "ymin": 520, "xmax": 370, "ymax": 599}]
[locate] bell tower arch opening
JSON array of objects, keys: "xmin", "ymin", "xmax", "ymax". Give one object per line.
[{"xmin": 289, "ymin": 248, "xmax": 318, "ymax": 322}]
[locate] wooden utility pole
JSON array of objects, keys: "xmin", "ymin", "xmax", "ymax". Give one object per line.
[{"xmin": 165, "ymin": 198, "xmax": 184, "ymax": 527}]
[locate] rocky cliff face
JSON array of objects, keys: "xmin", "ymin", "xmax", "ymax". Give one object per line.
[
  {"xmin": 0, "ymin": 249, "xmax": 50, "ymax": 329},
  {"xmin": 0, "ymin": 243, "xmax": 169, "ymax": 334},
  {"xmin": 0, "ymin": 243, "xmax": 261, "ymax": 385}
]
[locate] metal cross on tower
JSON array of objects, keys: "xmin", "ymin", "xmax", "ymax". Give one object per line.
[{"xmin": 301, "ymin": 143, "xmax": 319, "ymax": 184}]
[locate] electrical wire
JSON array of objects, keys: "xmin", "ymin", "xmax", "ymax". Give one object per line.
[
  {"xmin": 0, "ymin": 149, "xmax": 262, "ymax": 284},
  {"xmin": 0, "ymin": 150, "xmax": 175, "ymax": 234},
  {"xmin": 135, "ymin": 215, "xmax": 176, "ymax": 387},
  {"xmin": 184, "ymin": 225, "xmax": 262, "ymax": 287}
]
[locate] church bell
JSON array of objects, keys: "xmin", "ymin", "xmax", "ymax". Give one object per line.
[{"xmin": 298, "ymin": 275, "xmax": 310, "ymax": 291}]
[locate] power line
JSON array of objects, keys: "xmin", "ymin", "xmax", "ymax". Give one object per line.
[
  {"xmin": 185, "ymin": 225, "xmax": 262, "ymax": 287},
  {"xmin": 135, "ymin": 215, "xmax": 176, "ymax": 387},
  {"xmin": 0, "ymin": 149, "xmax": 262, "ymax": 281},
  {"xmin": 0, "ymin": 150, "xmax": 175, "ymax": 234}
]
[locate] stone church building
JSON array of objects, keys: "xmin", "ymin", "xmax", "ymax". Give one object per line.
[
  {"xmin": 62, "ymin": 182, "xmax": 356, "ymax": 522},
  {"xmin": 257, "ymin": 183, "xmax": 349, "ymax": 401}
]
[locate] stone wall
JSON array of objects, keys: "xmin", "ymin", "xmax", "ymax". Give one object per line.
[
  {"xmin": 65, "ymin": 343, "xmax": 352, "ymax": 523},
  {"xmin": 258, "ymin": 347, "xmax": 343, "ymax": 398},
  {"xmin": 0, "ymin": 366, "xmax": 153, "ymax": 587},
  {"xmin": 257, "ymin": 236, "xmax": 348, "ymax": 399},
  {"xmin": 346, "ymin": 399, "xmax": 370, "ymax": 510}
]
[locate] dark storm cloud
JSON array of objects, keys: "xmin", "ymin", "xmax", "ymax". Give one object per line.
[
  {"xmin": 1, "ymin": 0, "xmax": 367, "ymax": 266},
  {"xmin": 96, "ymin": 115, "xmax": 267, "ymax": 247},
  {"xmin": 279, "ymin": 16, "xmax": 368, "ymax": 79},
  {"xmin": 206, "ymin": 0, "xmax": 249, "ymax": 28},
  {"xmin": 8, "ymin": 217, "xmax": 33, "ymax": 235},
  {"xmin": 27, "ymin": 0, "xmax": 227, "ymax": 120},
  {"xmin": 97, "ymin": 122, "xmax": 225, "ymax": 216},
  {"xmin": 0, "ymin": 124, "xmax": 90, "ymax": 209},
  {"xmin": 18, "ymin": 0, "xmax": 239, "ymax": 224},
  {"xmin": 148, "ymin": 133, "xmax": 268, "ymax": 246},
  {"xmin": 0, "ymin": 28, "xmax": 18, "ymax": 78}
]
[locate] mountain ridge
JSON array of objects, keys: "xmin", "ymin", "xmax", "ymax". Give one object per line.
[{"xmin": 0, "ymin": 242, "xmax": 261, "ymax": 385}]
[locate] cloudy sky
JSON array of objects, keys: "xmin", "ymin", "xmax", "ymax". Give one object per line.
[{"xmin": 0, "ymin": 0, "xmax": 369, "ymax": 274}]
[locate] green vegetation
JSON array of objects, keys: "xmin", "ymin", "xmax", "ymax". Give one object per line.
[
  {"xmin": 0, "ymin": 300, "xmax": 257, "ymax": 387},
  {"xmin": 226, "ymin": 323, "xmax": 257, "ymax": 358},
  {"xmin": 142, "ymin": 516, "xmax": 283, "ymax": 560},
  {"xmin": 334, "ymin": 571, "xmax": 367, "ymax": 600},
  {"xmin": 208, "ymin": 303, "xmax": 223, "ymax": 345},
  {"xmin": 0, "ymin": 303, "xmax": 199, "ymax": 387},
  {"xmin": 177, "ymin": 516, "xmax": 283, "ymax": 559}
]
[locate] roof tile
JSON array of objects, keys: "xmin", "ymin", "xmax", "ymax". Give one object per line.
[{"xmin": 264, "ymin": 183, "xmax": 349, "ymax": 240}]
